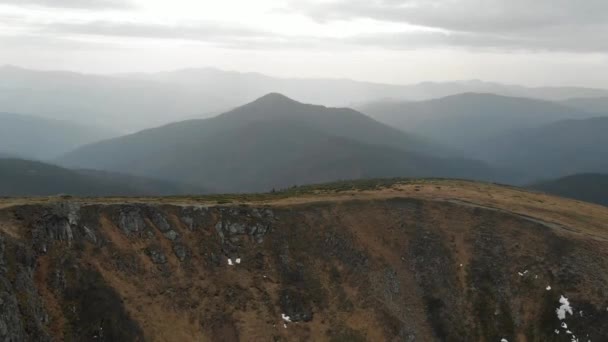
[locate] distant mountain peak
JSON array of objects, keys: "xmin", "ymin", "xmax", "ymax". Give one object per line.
[
  {"xmin": 251, "ymin": 92, "xmax": 299, "ymax": 105},
  {"xmin": 219, "ymin": 92, "xmax": 319, "ymax": 121}
]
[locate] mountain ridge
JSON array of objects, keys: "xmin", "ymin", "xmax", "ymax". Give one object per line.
[
  {"xmin": 358, "ymin": 93, "xmax": 605, "ymax": 182},
  {"xmin": 57, "ymin": 93, "xmax": 505, "ymax": 192},
  {"xmin": 3, "ymin": 65, "xmax": 608, "ymax": 132}
]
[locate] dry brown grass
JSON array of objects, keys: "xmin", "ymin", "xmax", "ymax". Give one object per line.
[{"xmin": 2, "ymin": 179, "xmax": 606, "ymax": 239}]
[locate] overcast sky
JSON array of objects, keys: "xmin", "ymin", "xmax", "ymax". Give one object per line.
[{"xmin": 0, "ymin": 0, "xmax": 607, "ymax": 87}]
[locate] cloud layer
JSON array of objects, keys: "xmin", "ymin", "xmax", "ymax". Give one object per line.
[
  {"xmin": 291, "ymin": 0, "xmax": 608, "ymax": 52},
  {"xmin": 0, "ymin": 0, "xmax": 132, "ymax": 9},
  {"xmin": 1, "ymin": 0, "xmax": 607, "ymax": 53}
]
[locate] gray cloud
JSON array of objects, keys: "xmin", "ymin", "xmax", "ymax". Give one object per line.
[
  {"xmin": 0, "ymin": 0, "xmax": 132, "ymax": 9},
  {"xmin": 346, "ymin": 26, "xmax": 608, "ymax": 53},
  {"xmin": 296, "ymin": 0, "xmax": 608, "ymax": 32},
  {"xmin": 43, "ymin": 21, "xmax": 268, "ymax": 41},
  {"xmin": 30, "ymin": 20, "xmax": 344, "ymax": 51},
  {"xmin": 0, "ymin": 34, "xmax": 119, "ymax": 50},
  {"xmin": 292, "ymin": 0, "xmax": 608, "ymax": 53},
  {"xmin": 20, "ymin": 18, "xmax": 608, "ymax": 53},
  {"xmin": 0, "ymin": 11, "xmax": 323, "ymax": 51},
  {"xmin": 4, "ymin": 0, "xmax": 607, "ymax": 53}
]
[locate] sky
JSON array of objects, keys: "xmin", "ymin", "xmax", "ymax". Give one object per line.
[{"xmin": 0, "ymin": 0, "xmax": 607, "ymax": 87}]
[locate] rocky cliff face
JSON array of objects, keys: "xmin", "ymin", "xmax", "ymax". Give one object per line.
[{"xmin": 0, "ymin": 197, "xmax": 607, "ymax": 341}]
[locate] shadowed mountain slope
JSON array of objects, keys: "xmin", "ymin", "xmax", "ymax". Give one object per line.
[
  {"xmin": 481, "ymin": 117, "xmax": 608, "ymax": 180},
  {"xmin": 0, "ymin": 158, "xmax": 207, "ymax": 197},
  {"xmin": 529, "ymin": 173, "xmax": 608, "ymax": 206},
  {"xmin": 358, "ymin": 93, "xmax": 595, "ymax": 153}
]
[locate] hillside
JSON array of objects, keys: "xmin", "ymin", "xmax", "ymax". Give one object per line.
[
  {"xmin": 0, "ymin": 158, "xmax": 207, "ymax": 197},
  {"xmin": 530, "ymin": 174, "xmax": 608, "ymax": 206},
  {"xmin": 58, "ymin": 94, "xmax": 502, "ymax": 192},
  {"xmin": 0, "ymin": 179, "xmax": 607, "ymax": 341},
  {"xmin": 481, "ymin": 117, "xmax": 608, "ymax": 180},
  {"xmin": 0, "ymin": 112, "xmax": 118, "ymax": 160},
  {"xmin": 358, "ymin": 93, "xmax": 594, "ymax": 153}
]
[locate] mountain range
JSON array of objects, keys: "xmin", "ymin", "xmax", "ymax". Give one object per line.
[
  {"xmin": 3, "ymin": 65, "xmax": 608, "ymax": 132},
  {"xmin": 57, "ymin": 93, "xmax": 502, "ymax": 193},
  {"xmin": 359, "ymin": 93, "xmax": 608, "ymax": 181},
  {"xmin": 358, "ymin": 93, "xmax": 598, "ymax": 150},
  {"xmin": 2, "ymin": 66, "xmax": 607, "ymax": 196}
]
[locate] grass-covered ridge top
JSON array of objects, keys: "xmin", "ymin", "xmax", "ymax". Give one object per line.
[
  {"xmin": 2, "ymin": 177, "xmax": 481, "ymax": 204},
  {"xmin": 2, "ymin": 178, "xmax": 607, "ymax": 241}
]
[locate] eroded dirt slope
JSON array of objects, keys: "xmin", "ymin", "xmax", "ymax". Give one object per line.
[{"xmin": 0, "ymin": 181, "xmax": 607, "ymax": 341}]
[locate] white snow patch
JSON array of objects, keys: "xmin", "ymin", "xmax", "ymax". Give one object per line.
[
  {"xmin": 236, "ymin": 258, "xmax": 241, "ymax": 264},
  {"xmin": 459, "ymin": 263, "xmax": 463, "ymax": 267},
  {"xmin": 555, "ymin": 329, "xmax": 560, "ymax": 334},
  {"xmin": 518, "ymin": 270, "xmax": 529, "ymax": 276},
  {"xmin": 500, "ymin": 339, "xmax": 508, "ymax": 342},
  {"xmin": 281, "ymin": 313, "xmax": 292, "ymax": 323},
  {"xmin": 227, "ymin": 258, "xmax": 234, "ymax": 266},
  {"xmin": 562, "ymin": 322, "xmax": 568, "ymax": 329},
  {"xmin": 566, "ymin": 330, "xmax": 572, "ymax": 334},
  {"xmin": 283, "ymin": 323, "xmax": 287, "ymax": 329},
  {"xmin": 556, "ymin": 295, "xmax": 573, "ymax": 320},
  {"xmin": 546, "ymin": 285, "xmax": 552, "ymax": 291}
]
